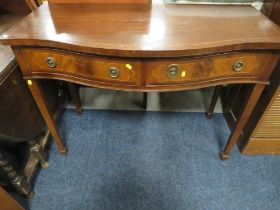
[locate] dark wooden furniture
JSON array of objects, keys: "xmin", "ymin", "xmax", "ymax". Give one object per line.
[
  {"xmin": 0, "ymin": 0, "xmax": 67, "ymax": 197},
  {"xmin": 0, "ymin": 186, "xmax": 24, "ymax": 210},
  {"xmin": 0, "ymin": 47, "xmax": 67, "ymax": 198},
  {"xmin": 1, "ymin": 2, "xmax": 280, "ymax": 160}
]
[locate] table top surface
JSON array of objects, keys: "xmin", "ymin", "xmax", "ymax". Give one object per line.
[{"xmin": 1, "ymin": 3, "xmax": 280, "ymax": 57}]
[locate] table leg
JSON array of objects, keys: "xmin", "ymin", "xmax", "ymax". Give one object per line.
[
  {"xmin": 220, "ymin": 83, "xmax": 266, "ymax": 160},
  {"xmin": 143, "ymin": 92, "xmax": 147, "ymax": 109},
  {"xmin": 206, "ymin": 85, "xmax": 222, "ymax": 119},
  {"xmin": 27, "ymin": 80, "xmax": 67, "ymax": 155},
  {"xmin": 67, "ymin": 83, "xmax": 83, "ymax": 115}
]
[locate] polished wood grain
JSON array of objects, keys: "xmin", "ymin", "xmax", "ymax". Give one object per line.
[
  {"xmin": 0, "ymin": 0, "xmax": 33, "ymax": 14},
  {"xmin": 0, "ymin": 186, "xmax": 24, "ymax": 210},
  {"xmin": 1, "ymin": 3, "xmax": 280, "ymax": 58},
  {"xmin": 146, "ymin": 53, "xmax": 268, "ymax": 85},
  {"xmin": 26, "ymin": 79, "xmax": 67, "ymax": 155},
  {"xmin": 21, "ymin": 48, "xmax": 270, "ymax": 91},
  {"xmin": 241, "ymin": 138, "xmax": 280, "ymax": 154},
  {"xmin": 23, "ymin": 48, "xmax": 142, "ymax": 85}
]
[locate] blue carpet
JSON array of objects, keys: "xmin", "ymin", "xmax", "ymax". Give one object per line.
[{"xmin": 18, "ymin": 110, "xmax": 280, "ymax": 210}]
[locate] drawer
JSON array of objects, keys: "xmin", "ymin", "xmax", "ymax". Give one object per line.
[
  {"xmin": 146, "ymin": 53, "xmax": 268, "ymax": 85},
  {"xmin": 23, "ymin": 49, "xmax": 142, "ymax": 85}
]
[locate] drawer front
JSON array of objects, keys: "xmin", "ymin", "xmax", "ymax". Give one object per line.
[
  {"xmin": 24, "ymin": 49, "xmax": 141, "ymax": 85},
  {"xmin": 146, "ymin": 53, "xmax": 268, "ymax": 85}
]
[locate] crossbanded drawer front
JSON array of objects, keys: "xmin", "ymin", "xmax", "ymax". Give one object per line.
[
  {"xmin": 23, "ymin": 48, "xmax": 142, "ymax": 85},
  {"xmin": 146, "ymin": 53, "xmax": 267, "ymax": 85}
]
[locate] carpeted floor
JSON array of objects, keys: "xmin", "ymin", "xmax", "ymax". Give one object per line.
[{"xmin": 16, "ymin": 110, "xmax": 280, "ymax": 210}]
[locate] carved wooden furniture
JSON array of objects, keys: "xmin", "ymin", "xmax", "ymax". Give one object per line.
[
  {"xmin": 0, "ymin": 58, "xmax": 41, "ymax": 198},
  {"xmin": 0, "ymin": 47, "xmax": 67, "ymax": 197},
  {"xmin": 1, "ymin": 2, "xmax": 280, "ymax": 160},
  {"xmin": 0, "ymin": 0, "xmax": 67, "ymax": 197}
]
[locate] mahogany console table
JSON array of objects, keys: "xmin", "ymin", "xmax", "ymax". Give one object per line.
[{"xmin": 1, "ymin": 2, "xmax": 280, "ymax": 160}]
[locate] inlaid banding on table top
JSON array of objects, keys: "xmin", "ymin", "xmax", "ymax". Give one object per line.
[
  {"xmin": 1, "ymin": 3, "xmax": 280, "ymax": 57},
  {"xmin": 22, "ymin": 48, "xmax": 268, "ymax": 88}
]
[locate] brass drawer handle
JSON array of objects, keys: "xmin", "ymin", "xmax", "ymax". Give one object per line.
[
  {"xmin": 233, "ymin": 60, "xmax": 245, "ymax": 72},
  {"xmin": 167, "ymin": 64, "xmax": 179, "ymax": 79},
  {"xmin": 108, "ymin": 67, "xmax": 120, "ymax": 78},
  {"xmin": 46, "ymin": 57, "xmax": 56, "ymax": 68}
]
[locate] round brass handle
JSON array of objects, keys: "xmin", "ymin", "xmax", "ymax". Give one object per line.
[
  {"xmin": 167, "ymin": 64, "xmax": 179, "ymax": 79},
  {"xmin": 108, "ymin": 67, "xmax": 120, "ymax": 78},
  {"xmin": 46, "ymin": 57, "xmax": 56, "ymax": 68},
  {"xmin": 233, "ymin": 60, "xmax": 245, "ymax": 72}
]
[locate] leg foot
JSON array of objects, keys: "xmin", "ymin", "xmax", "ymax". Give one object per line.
[
  {"xmin": 220, "ymin": 152, "xmax": 230, "ymax": 161},
  {"xmin": 40, "ymin": 161, "xmax": 49, "ymax": 168},
  {"xmin": 206, "ymin": 111, "xmax": 213, "ymax": 119},
  {"xmin": 59, "ymin": 147, "xmax": 68, "ymax": 156},
  {"xmin": 75, "ymin": 108, "xmax": 83, "ymax": 115},
  {"xmin": 26, "ymin": 191, "xmax": 35, "ymax": 199}
]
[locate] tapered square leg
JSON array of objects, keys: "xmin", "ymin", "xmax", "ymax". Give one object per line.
[
  {"xmin": 68, "ymin": 83, "xmax": 83, "ymax": 115},
  {"xmin": 143, "ymin": 92, "xmax": 147, "ymax": 110},
  {"xmin": 220, "ymin": 152, "xmax": 230, "ymax": 161},
  {"xmin": 206, "ymin": 85, "xmax": 222, "ymax": 119},
  {"xmin": 221, "ymin": 84, "xmax": 266, "ymax": 160},
  {"xmin": 27, "ymin": 80, "xmax": 67, "ymax": 155}
]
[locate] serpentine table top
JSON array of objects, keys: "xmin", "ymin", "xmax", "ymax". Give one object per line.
[{"xmin": 1, "ymin": 3, "xmax": 280, "ymax": 57}]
